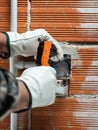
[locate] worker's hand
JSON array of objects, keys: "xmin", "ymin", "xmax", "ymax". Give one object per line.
[
  {"xmin": 0, "ymin": 68, "xmax": 19, "ymax": 120},
  {"xmin": 36, "ymin": 38, "xmax": 64, "ymax": 66},
  {"xmin": 17, "ymin": 66, "xmax": 57, "ymax": 108}
]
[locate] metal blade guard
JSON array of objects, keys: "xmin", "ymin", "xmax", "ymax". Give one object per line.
[{"xmin": 54, "ymin": 54, "xmax": 71, "ymax": 96}]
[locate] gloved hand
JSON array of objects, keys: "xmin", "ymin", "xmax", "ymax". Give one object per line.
[
  {"xmin": 17, "ymin": 66, "xmax": 57, "ymax": 108},
  {"xmin": 0, "ymin": 68, "xmax": 19, "ymax": 120},
  {"xmin": 5, "ymin": 29, "xmax": 64, "ymax": 59}
]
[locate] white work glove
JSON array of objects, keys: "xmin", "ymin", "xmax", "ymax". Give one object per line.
[
  {"xmin": 17, "ymin": 66, "xmax": 57, "ymax": 108},
  {"xmin": 6, "ymin": 28, "xmax": 64, "ymax": 60}
]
